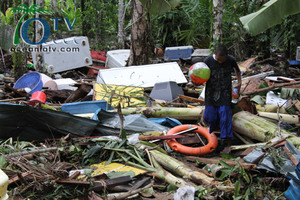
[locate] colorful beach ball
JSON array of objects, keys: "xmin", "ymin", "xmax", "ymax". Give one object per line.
[{"xmin": 189, "ymin": 62, "xmax": 210, "ymax": 85}]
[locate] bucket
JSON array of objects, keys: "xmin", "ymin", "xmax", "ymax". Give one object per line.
[
  {"xmin": 29, "ymin": 91, "xmax": 47, "ymax": 106},
  {"xmin": 13, "ymin": 72, "xmax": 43, "ymax": 94},
  {"xmin": 0, "ymin": 169, "xmax": 8, "ymax": 200}
]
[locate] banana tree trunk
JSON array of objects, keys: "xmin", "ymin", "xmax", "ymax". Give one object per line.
[
  {"xmin": 118, "ymin": 106, "xmax": 204, "ymax": 120},
  {"xmin": 232, "ymin": 111, "xmax": 300, "ymax": 147},
  {"xmin": 128, "ymin": 0, "xmax": 148, "ymax": 66},
  {"xmin": 150, "ymin": 150, "xmax": 214, "ymax": 186},
  {"xmin": 151, "ymin": 154, "xmax": 192, "ymax": 188},
  {"xmin": 257, "ymin": 112, "xmax": 299, "ymax": 124},
  {"xmin": 212, "ymin": 0, "xmax": 224, "ymax": 42}
]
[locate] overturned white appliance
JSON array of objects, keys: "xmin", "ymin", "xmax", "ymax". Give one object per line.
[
  {"xmin": 105, "ymin": 49, "xmax": 130, "ymax": 68},
  {"xmin": 97, "ymin": 62, "xmax": 187, "ymax": 88},
  {"xmin": 32, "ymin": 36, "xmax": 92, "ymax": 73}
]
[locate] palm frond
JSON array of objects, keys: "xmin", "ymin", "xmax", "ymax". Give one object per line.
[
  {"xmin": 29, "ymin": 8, "xmax": 53, "ymax": 15},
  {"xmin": 29, "ymin": 4, "xmax": 40, "ymax": 10},
  {"xmin": 18, "ymin": 4, "xmax": 29, "ymax": 9},
  {"xmin": 10, "ymin": 4, "xmax": 29, "ymax": 14},
  {"xmin": 10, "ymin": 8, "xmax": 26, "ymax": 14}
]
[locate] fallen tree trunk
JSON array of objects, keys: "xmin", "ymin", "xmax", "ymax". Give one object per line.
[
  {"xmin": 118, "ymin": 107, "xmax": 204, "ymax": 120},
  {"xmin": 232, "ymin": 111, "xmax": 300, "ymax": 147},
  {"xmin": 150, "ymin": 150, "xmax": 214, "ymax": 186},
  {"xmin": 151, "ymin": 155, "xmax": 192, "ymax": 188},
  {"xmin": 257, "ymin": 112, "xmax": 299, "ymax": 124}
]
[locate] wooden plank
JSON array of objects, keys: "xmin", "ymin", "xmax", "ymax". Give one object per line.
[
  {"xmin": 0, "ymin": 97, "xmax": 27, "ymax": 102},
  {"xmin": 185, "ymin": 156, "xmax": 257, "ymax": 170},
  {"xmin": 239, "ymin": 146, "xmax": 256, "ymax": 157},
  {"xmin": 176, "ymin": 135, "xmax": 201, "ymax": 145},
  {"xmin": 179, "ymin": 95, "xmax": 204, "ymax": 104},
  {"xmin": 243, "ymin": 80, "xmax": 300, "ymax": 95},
  {"xmin": 282, "ymin": 146, "xmax": 299, "ymax": 166},
  {"xmin": 139, "ymin": 135, "xmax": 186, "ymax": 141},
  {"xmin": 262, "ymin": 138, "xmax": 286, "ymax": 151}
]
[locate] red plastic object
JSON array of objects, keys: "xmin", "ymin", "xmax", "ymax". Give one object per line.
[
  {"xmin": 87, "ymin": 66, "xmax": 109, "ymax": 76},
  {"xmin": 90, "ymin": 51, "xmax": 107, "ymax": 61},
  {"xmin": 29, "ymin": 91, "xmax": 47, "ymax": 106},
  {"xmin": 231, "ymin": 88, "xmax": 239, "ymax": 99}
]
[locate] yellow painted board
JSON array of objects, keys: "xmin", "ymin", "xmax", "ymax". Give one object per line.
[
  {"xmin": 90, "ymin": 161, "xmax": 147, "ymax": 177},
  {"xmin": 94, "ymin": 83, "xmax": 147, "ymax": 107}
]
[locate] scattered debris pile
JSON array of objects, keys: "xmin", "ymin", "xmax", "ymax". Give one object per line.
[{"xmin": 0, "ymin": 44, "xmax": 300, "ymax": 199}]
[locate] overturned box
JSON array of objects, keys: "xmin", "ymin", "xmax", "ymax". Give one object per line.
[{"xmin": 32, "ymin": 36, "xmax": 92, "ymax": 73}]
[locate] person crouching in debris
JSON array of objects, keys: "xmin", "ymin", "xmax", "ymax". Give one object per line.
[{"xmin": 203, "ymin": 45, "xmax": 242, "ymax": 154}]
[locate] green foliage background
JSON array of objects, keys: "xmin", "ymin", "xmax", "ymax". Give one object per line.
[{"xmin": 0, "ymin": 0, "xmax": 300, "ymax": 60}]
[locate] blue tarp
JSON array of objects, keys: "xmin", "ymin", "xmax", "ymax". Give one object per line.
[
  {"xmin": 285, "ymin": 162, "xmax": 300, "ymax": 200},
  {"xmin": 148, "ymin": 117, "xmax": 182, "ymax": 128},
  {"xmin": 92, "ymin": 109, "xmax": 169, "ymax": 136}
]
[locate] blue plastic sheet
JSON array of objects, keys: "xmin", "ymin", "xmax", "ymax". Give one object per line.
[
  {"xmin": 285, "ymin": 162, "xmax": 300, "ymax": 200},
  {"xmin": 148, "ymin": 117, "xmax": 182, "ymax": 128},
  {"xmin": 92, "ymin": 109, "xmax": 169, "ymax": 136}
]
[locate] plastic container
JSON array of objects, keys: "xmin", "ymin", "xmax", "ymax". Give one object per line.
[
  {"xmin": 90, "ymin": 51, "xmax": 107, "ymax": 62},
  {"xmin": 0, "ymin": 169, "xmax": 9, "ymax": 200},
  {"xmin": 61, "ymin": 100, "xmax": 108, "ymax": 114},
  {"xmin": 13, "ymin": 72, "xmax": 43, "ymax": 95},
  {"xmin": 289, "ymin": 60, "xmax": 300, "ymax": 65},
  {"xmin": 149, "ymin": 81, "xmax": 184, "ymax": 102},
  {"xmin": 30, "ymin": 91, "xmax": 47, "ymax": 103},
  {"xmin": 232, "ymin": 88, "xmax": 239, "ymax": 99},
  {"xmin": 105, "ymin": 49, "xmax": 130, "ymax": 68},
  {"xmin": 164, "ymin": 46, "xmax": 194, "ymax": 61}
]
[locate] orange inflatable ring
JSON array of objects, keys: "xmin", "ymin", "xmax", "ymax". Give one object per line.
[{"xmin": 166, "ymin": 124, "xmax": 218, "ymax": 156}]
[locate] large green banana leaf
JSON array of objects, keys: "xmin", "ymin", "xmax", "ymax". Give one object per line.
[
  {"xmin": 239, "ymin": 0, "xmax": 300, "ymax": 36},
  {"xmin": 139, "ymin": 0, "xmax": 180, "ymax": 16}
]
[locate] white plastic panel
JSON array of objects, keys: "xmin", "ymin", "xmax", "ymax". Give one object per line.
[
  {"xmin": 97, "ymin": 62, "xmax": 187, "ymax": 88},
  {"xmin": 32, "ymin": 36, "xmax": 92, "ymax": 73}
]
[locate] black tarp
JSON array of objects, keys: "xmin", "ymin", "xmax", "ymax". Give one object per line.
[
  {"xmin": 92, "ymin": 109, "xmax": 169, "ymax": 136},
  {"xmin": 0, "ymin": 103, "xmax": 99, "ymax": 141}
]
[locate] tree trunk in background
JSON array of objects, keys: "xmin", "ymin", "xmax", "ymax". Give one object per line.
[
  {"xmin": 35, "ymin": 0, "xmax": 45, "ymax": 72},
  {"xmin": 13, "ymin": 46, "xmax": 27, "ymax": 80},
  {"xmin": 13, "ymin": 0, "xmax": 26, "ymax": 80},
  {"xmin": 212, "ymin": 0, "xmax": 224, "ymax": 44},
  {"xmin": 50, "ymin": 0, "xmax": 57, "ymax": 11},
  {"xmin": 81, "ymin": 0, "xmax": 87, "ymax": 36},
  {"xmin": 35, "ymin": 0, "xmax": 44, "ymax": 43},
  {"xmin": 118, "ymin": 0, "xmax": 125, "ymax": 48},
  {"xmin": 128, "ymin": 0, "xmax": 148, "ymax": 66}
]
